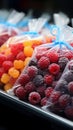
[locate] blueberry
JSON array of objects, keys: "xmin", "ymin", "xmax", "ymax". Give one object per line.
[
  {"xmin": 33, "ymin": 75, "xmax": 44, "ymax": 87},
  {"xmin": 62, "ymin": 70, "xmax": 73, "ymax": 83},
  {"xmin": 58, "ymin": 57, "xmax": 69, "ymax": 71}
]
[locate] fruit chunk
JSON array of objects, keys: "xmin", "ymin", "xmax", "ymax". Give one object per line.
[
  {"xmin": 1, "ymin": 73, "xmax": 10, "ymax": 84},
  {"xmin": 24, "ymin": 46, "xmax": 33, "ymax": 57},
  {"xmin": 8, "ymin": 67, "xmax": 20, "ymax": 78}
]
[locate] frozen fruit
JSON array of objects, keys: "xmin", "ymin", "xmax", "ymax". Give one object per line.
[
  {"xmin": 58, "ymin": 57, "xmax": 69, "ymax": 71},
  {"xmin": 23, "ymin": 40, "xmax": 33, "ymax": 47},
  {"xmin": 47, "ymin": 51, "xmax": 59, "ymax": 63},
  {"xmin": 4, "ymin": 83, "xmax": 12, "ymax": 91},
  {"xmin": 50, "ymin": 91, "xmax": 61, "ymax": 103},
  {"xmin": 0, "ymin": 54, "xmax": 7, "ymax": 64},
  {"xmin": 16, "ymin": 73, "xmax": 30, "ymax": 86},
  {"xmin": 1, "ymin": 73, "xmax": 10, "ymax": 84},
  {"xmin": 41, "ymin": 97, "xmax": 48, "ymax": 106},
  {"xmin": 0, "ymin": 67, "xmax": 5, "ymax": 78},
  {"xmin": 14, "ymin": 60, "xmax": 24, "ymax": 69},
  {"xmin": 24, "ymin": 82, "xmax": 36, "ymax": 94},
  {"xmin": 49, "ymin": 63, "xmax": 60, "ymax": 75},
  {"xmin": 38, "ymin": 56, "xmax": 50, "ymax": 69},
  {"xmin": 36, "ymin": 86, "xmax": 46, "ymax": 97},
  {"xmin": 44, "ymin": 74, "xmax": 54, "ymax": 85},
  {"xmin": 64, "ymin": 50, "xmax": 73, "ymax": 60},
  {"xmin": 65, "ymin": 106, "xmax": 73, "ymax": 119},
  {"xmin": 24, "ymin": 46, "xmax": 33, "ymax": 57},
  {"xmin": 2, "ymin": 61, "xmax": 13, "ymax": 71},
  {"xmin": 68, "ymin": 82, "xmax": 73, "ymax": 95},
  {"xmin": 45, "ymin": 87, "xmax": 53, "ymax": 98},
  {"xmin": 16, "ymin": 51, "xmax": 25, "ymax": 61},
  {"xmin": 59, "ymin": 94, "xmax": 71, "ymax": 108},
  {"xmin": 28, "ymin": 91, "xmax": 41, "ymax": 105},
  {"xmin": 33, "ymin": 75, "xmax": 44, "ymax": 87},
  {"xmin": 29, "ymin": 58, "xmax": 37, "ymax": 66},
  {"xmin": 6, "ymin": 53, "xmax": 15, "ymax": 61},
  {"xmin": 26, "ymin": 66, "xmax": 38, "ymax": 78},
  {"xmin": 62, "ymin": 70, "xmax": 73, "ymax": 83},
  {"xmin": 8, "ymin": 67, "xmax": 20, "ymax": 78},
  {"xmin": 15, "ymin": 86, "xmax": 27, "ymax": 100}
]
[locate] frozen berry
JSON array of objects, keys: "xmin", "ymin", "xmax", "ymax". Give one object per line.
[
  {"xmin": 41, "ymin": 97, "xmax": 48, "ymax": 106},
  {"xmin": 28, "ymin": 91, "xmax": 41, "ymax": 105},
  {"xmin": 33, "ymin": 75, "xmax": 43, "ymax": 87},
  {"xmin": 2, "ymin": 61, "xmax": 13, "ymax": 71},
  {"xmin": 58, "ymin": 57, "xmax": 69, "ymax": 71},
  {"xmin": 0, "ymin": 67, "xmax": 5, "ymax": 78},
  {"xmin": 36, "ymin": 86, "xmax": 46, "ymax": 97},
  {"xmin": 45, "ymin": 87, "xmax": 53, "ymax": 98},
  {"xmin": 68, "ymin": 82, "xmax": 73, "ymax": 95},
  {"xmin": 49, "ymin": 63, "xmax": 60, "ymax": 75},
  {"xmin": 29, "ymin": 58, "xmax": 37, "ymax": 66},
  {"xmin": 68, "ymin": 62, "xmax": 73, "ymax": 71},
  {"xmin": 62, "ymin": 71, "xmax": 73, "ymax": 83},
  {"xmin": 26, "ymin": 66, "xmax": 38, "ymax": 78},
  {"xmin": 64, "ymin": 50, "xmax": 73, "ymax": 60},
  {"xmin": 16, "ymin": 51, "xmax": 25, "ymax": 61},
  {"xmin": 6, "ymin": 53, "xmax": 15, "ymax": 61},
  {"xmin": 0, "ymin": 54, "xmax": 6, "ymax": 64},
  {"xmin": 44, "ymin": 74, "xmax": 54, "ymax": 85},
  {"xmin": 59, "ymin": 94, "xmax": 71, "ymax": 108},
  {"xmin": 38, "ymin": 56, "xmax": 50, "ymax": 69},
  {"xmin": 50, "ymin": 91, "xmax": 61, "ymax": 103},
  {"xmin": 65, "ymin": 106, "xmax": 73, "ymax": 119},
  {"xmin": 15, "ymin": 86, "xmax": 27, "ymax": 100},
  {"xmin": 24, "ymin": 82, "xmax": 36, "ymax": 94},
  {"xmin": 47, "ymin": 51, "xmax": 59, "ymax": 63}
]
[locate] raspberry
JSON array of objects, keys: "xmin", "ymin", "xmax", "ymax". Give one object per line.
[
  {"xmin": 59, "ymin": 94, "xmax": 71, "ymax": 108},
  {"xmin": 38, "ymin": 56, "xmax": 50, "ymax": 69},
  {"xmin": 44, "ymin": 74, "xmax": 54, "ymax": 85},
  {"xmin": 10, "ymin": 43, "xmax": 24, "ymax": 56},
  {"xmin": 47, "ymin": 51, "xmax": 59, "ymax": 63},
  {"xmin": 41, "ymin": 97, "xmax": 48, "ymax": 106},
  {"xmin": 68, "ymin": 82, "xmax": 73, "ymax": 95},
  {"xmin": 27, "ymin": 66, "xmax": 38, "ymax": 78},
  {"xmin": 49, "ymin": 63, "xmax": 60, "ymax": 75},
  {"xmin": 15, "ymin": 86, "xmax": 27, "ymax": 100},
  {"xmin": 50, "ymin": 91, "xmax": 61, "ymax": 103},
  {"xmin": 28, "ymin": 91, "xmax": 41, "ymax": 105},
  {"xmin": 0, "ymin": 54, "xmax": 7, "ymax": 64},
  {"xmin": 16, "ymin": 51, "xmax": 25, "ymax": 61},
  {"xmin": 33, "ymin": 75, "xmax": 43, "ymax": 87},
  {"xmin": 6, "ymin": 53, "xmax": 15, "ymax": 61},
  {"xmin": 36, "ymin": 52, "xmax": 45, "ymax": 60},
  {"xmin": 65, "ymin": 106, "xmax": 73, "ymax": 119},
  {"xmin": 45, "ymin": 87, "xmax": 53, "ymax": 98},
  {"xmin": 0, "ymin": 67, "xmax": 5, "ymax": 78},
  {"xmin": 62, "ymin": 71, "xmax": 73, "ymax": 83},
  {"xmin": 64, "ymin": 50, "xmax": 73, "ymax": 60},
  {"xmin": 24, "ymin": 82, "xmax": 36, "ymax": 94},
  {"xmin": 58, "ymin": 57, "xmax": 69, "ymax": 71},
  {"xmin": 2, "ymin": 61, "xmax": 13, "ymax": 71},
  {"xmin": 36, "ymin": 86, "xmax": 46, "ymax": 97},
  {"xmin": 16, "ymin": 73, "xmax": 30, "ymax": 86}
]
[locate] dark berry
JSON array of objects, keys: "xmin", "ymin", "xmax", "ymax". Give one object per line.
[
  {"xmin": 24, "ymin": 82, "xmax": 36, "ymax": 94},
  {"xmin": 68, "ymin": 82, "xmax": 73, "ymax": 95},
  {"xmin": 38, "ymin": 56, "xmax": 50, "ymax": 69},
  {"xmin": 59, "ymin": 94, "xmax": 71, "ymax": 108},
  {"xmin": 58, "ymin": 57, "xmax": 69, "ymax": 71},
  {"xmin": 33, "ymin": 75, "xmax": 44, "ymax": 87},
  {"xmin": 15, "ymin": 86, "xmax": 27, "ymax": 100},
  {"xmin": 71, "ymin": 97, "xmax": 73, "ymax": 105},
  {"xmin": 50, "ymin": 91, "xmax": 61, "ymax": 103},
  {"xmin": 47, "ymin": 51, "xmax": 59, "ymax": 63},
  {"xmin": 29, "ymin": 58, "xmax": 37, "ymax": 66},
  {"xmin": 44, "ymin": 74, "xmax": 54, "ymax": 85},
  {"xmin": 41, "ymin": 97, "xmax": 48, "ymax": 106},
  {"xmin": 38, "ymin": 69, "xmax": 48, "ymax": 76},
  {"xmin": 62, "ymin": 71, "xmax": 73, "ymax": 83},
  {"xmin": 28, "ymin": 91, "xmax": 41, "ymax": 105},
  {"xmin": 52, "ymin": 81, "xmax": 57, "ymax": 88},
  {"xmin": 68, "ymin": 61, "xmax": 73, "ymax": 71},
  {"xmin": 36, "ymin": 86, "xmax": 46, "ymax": 97},
  {"xmin": 49, "ymin": 63, "xmax": 60, "ymax": 75},
  {"xmin": 65, "ymin": 106, "xmax": 73, "ymax": 119},
  {"xmin": 45, "ymin": 87, "xmax": 53, "ymax": 98},
  {"xmin": 55, "ymin": 72, "xmax": 62, "ymax": 80},
  {"xmin": 26, "ymin": 66, "xmax": 38, "ymax": 79}
]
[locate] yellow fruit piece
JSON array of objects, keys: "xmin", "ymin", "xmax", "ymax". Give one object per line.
[
  {"xmin": 5, "ymin": 48, "xmax": 11, "ymax": 56},
  {"xmin": 31, "ymin": 39, "xmax": 42, "ymax": 45},
  {"xmin": 14, "ymin": 60, "xmax": 24, "ymax": 69},
  {"xmin": 0, "ymin": 44, "xmax": 8, "ymax": 53},
  {"xmin": 23, "ymin": 40, "xmax": 33, "ymax": 47},
  {"xmin": 1, "ymin": 73, "xmax": 10, "ymax": 84},
  {"xmin": 8, "ymin": 67, "xmax": 20, "ymax": 78},
  {"xmin": 24, "ymin": 57, "xmax": 31, "ymax": 66},
  {"xmin": 4, "ymin": 83, "xmax": 12, "ymax": 91},
  {"xmin": 24, "ymin": 46, "xmax": 33, "ymax": 57}
]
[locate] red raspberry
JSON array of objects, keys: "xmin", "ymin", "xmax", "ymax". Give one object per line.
[
  {"xmin": 27, "ymin": 66, "xmax": 38, "ymax": 78},
  {"xmin": 38, "ymin": 56, "xmax": 50, "ymax": 69},
  {"xmin": 17, "ymin": 73, "xmax": 30, "ymax": 86},
  {"xmin": 59, "ymin": 94, "xmax": 71, "ymax": 108},
  {"xmin": 28, "ymin": 91, "xmax": 41, "ymax": 105},
  {"xmin": 9, "ymin": 77, "xmax": 17, "ymax": 85},
  {"xmin": 44, "ymin": 74, "xmax": 54, "ymax": 85},
  {"xmin": 49, "ymin": 63, "xmax": 60, "ymax": 75},
  {"xmin": 36, "ymin": 52, "xmax": 45, "ymax": 60},
  {"xmin": 68, "ymin": 82, "xmax": 73, "ymax": 95},
  {"xmin": 6, "ymin": 53, "xmax": 15, "ymax": 61},
  {"xmin": 41, "ymin": 97, "xmax": 48, "ymax": 106},
  {"xmin": 16, "ymin": 51, "xmax": 25, "ymax": 61},
  {"xmin": 0, "ymin": 67, "xmax": 5, "ymax": 78},
  {"xmin": 2, "ymin": 61, "xmax": 13, "ymax": 71},
  {"xmin": 65, "ymin": 106, "xmax": 73, "ymax": 119},
  {"xmin": 36, "ymin": 86, "xmax": 46, "ymax": 97},
  {"xmin": 64, "ymin": 50, "xmax": 73, "ymax": 60},
  {"xmin": 47, "ymin": 51, "xmax": 59, "ymax": 63},
  {"xmin": 0, "ymin": 54, "xmax": 7, "ymax": 64},
  {"xmin": 10, "ymin": 43, "xmax": 24, "ymax": 56},
  {"xmin": 45, "ymin": 87, "xmax": 53, "ymax": 98},
  {"xmin": 24, "ymin": 82, "xmax": 36, "ymax": 94},
  {"xmin": 50, "ymin": 91, "xmax": 61, "ymax": 103},
  {"xmin": 15, "ymin": 86, "xmax": 27, "ymax": 100}
]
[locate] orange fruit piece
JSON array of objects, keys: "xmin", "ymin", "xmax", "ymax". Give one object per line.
[
  {"xmin": 24, "ymin": 46, "xmax": 34, "ymax": 57},
  {"xmin": 8, "ymin": 67, "xmax": 20, "ymax": 78},
  {"xmin": 14, "ymin": 60, "xmax": 24, "ymax": 69},
  {"xmin": 1, "ymin": 73, "xmax": 10, "ymax": 84}
]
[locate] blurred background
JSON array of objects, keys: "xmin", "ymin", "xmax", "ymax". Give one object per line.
[{"xmin": 0, "ymin": 0, "xmax": 73, "ymax": 18}]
